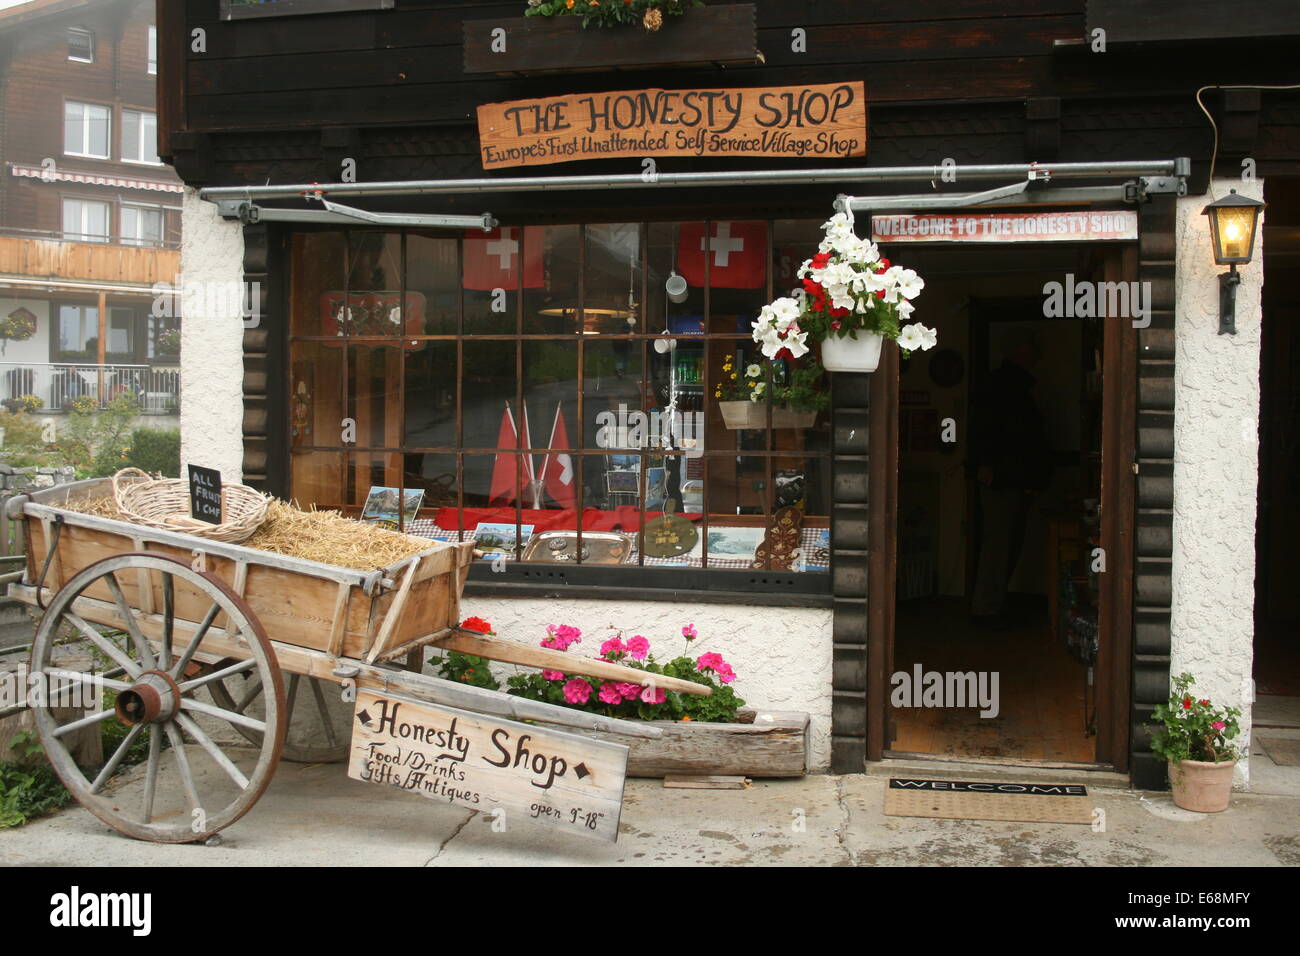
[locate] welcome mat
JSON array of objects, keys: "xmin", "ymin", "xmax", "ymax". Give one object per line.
[
  {"xmin": 1258, "ymin": 737, "xmax": 1300, "ymax": 767},
  {"xmin": 883, "ymin": 778, "xmax": 1093, "ymax": 825}
]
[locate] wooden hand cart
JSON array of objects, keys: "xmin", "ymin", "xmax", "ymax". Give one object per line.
[{"xmin": 5, "ymin": 479, "xmax": 710, "ymax": 844}]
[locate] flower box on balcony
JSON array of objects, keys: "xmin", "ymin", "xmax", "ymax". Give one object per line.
[{"xmin": 463, "ymin": 4, "xmax": 760, "ymax": 75}]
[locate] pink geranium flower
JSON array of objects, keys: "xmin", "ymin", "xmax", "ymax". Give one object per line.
[
  {"xmin": 542, "ymin": 623, "xmax": 582, "ymax": 651},
  {"xmin": 625, "ymin": 635, "xmax": 650, "ymax": 660},
  {"xmin": 1212, "ymin": 721, "xmax": 1226, "ymax": 731},
  {"xmin": 682, "ymin": 624, "xmax": 698, "ymax": 640},
  {"xmin": 697, "ymin": 652, "xmax": 725, "ymax": 671},
  {"xmin": 640, "ymin": 685, "xmax": 666, "ymax": 705},
  {"xmin": 563, "ymin": 678, "xmax": 592, "ymax": 705},
  {"xmin": 598, "ymin": 682, "xmax": 623, "ymax": 705},
  {"xmin": 600, "ymin": 636, "xmax": 626, "ymax": 659},
  {"xmin": 616, "ymin": 682, "xmax": 643, "ymax": 701},
  {"xmin": 542, "ymin": 670, "xmax": 565, "ymax": 681}
]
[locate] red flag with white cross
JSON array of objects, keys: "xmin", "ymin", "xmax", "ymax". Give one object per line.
[
  {"xmin": 677, "ymin": 221, "xmax": 767, "ymax": 289},
  {"xmin": 463, "ymin": 226, "xmax": 546, "ymax": 291}
]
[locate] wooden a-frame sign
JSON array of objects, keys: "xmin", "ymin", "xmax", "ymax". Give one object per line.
[{"xmin": 348, "ymin": 689, "xmax": 629, "ymax": 842}]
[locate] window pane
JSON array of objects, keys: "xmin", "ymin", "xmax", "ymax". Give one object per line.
[
  {"xmin": 346, "ymin": 344, "xmax": 402, "ymax": 448},
  {"xmin": 648, "ymin": 222, "xmax": 704, "ymax": 335},
  {"xmin": 289, "ymin": 342, "xmax": 345, "ymax": 447},
  {"xmin": 108, "ymin": 309, "xmax": 134, "ymax": 356},
  {"xmin": 141, "ymin": 113, "xmax": 159, "ymax": 163},
  {"xmin": 346, "ymin": 232, "xmax": 402, "ymax": 337},
  {"xmin": 62, "ymin": 200, "xmax": 80, "ymax": 237},
  {"xmin": 404, "ymin": 341, "xmax": 456, "ymax": 447},
  {"xmin": 87, "ymin": 105, "xmax": 109, "ymax": 157},
  {"xmin": 583, "ymin": 339, "xmax": 642, "ymax": 450},
  {"xmin": 521, "ymin": 225, "xmax": 578, "ymax": 334},
  {"xmin": 290, "ymin": 232, "xmax": 346, "ymax": 337},
  {"xmin": 703, "ymin": 220, "xmax": 768, "ymax": 334},
  {"xmin": 86, "ymin": 202, "xmax": 108, "ymax": 241},
  {"xmin": 291, "ymin": 450, "xmax": 349, "ymax": 509},
  {"xmin": 122, "ymin": 111, "xmax": 140, "ymax": 161},
  {"xmin": 148, "ymin": 25, "xmax": 157, "ymax": 73},
  {"xmin": 406, "ymin": 233, "xmax": 458, "ymax": 334},
  {"xmin": 462, "ymin": 340, "xmax": 516, "ymax": 449},
  {"xmin": 64, "ymin": 103, "xmax": 84, "ymax": 154},
  {"xmin": 403, "ymin": 452, "xmax": 458, "ymax": 517},
  {"xmin": 583, "ymin": 223, "xmax": 639, "ymax": 335}
]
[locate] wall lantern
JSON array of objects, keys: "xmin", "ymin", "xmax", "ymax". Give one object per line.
[{"xmin": 1202, "ymin": 188, "xmax": 1266, "ymax": 335}]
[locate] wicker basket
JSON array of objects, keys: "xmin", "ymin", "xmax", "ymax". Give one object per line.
[{"xmin": 111, "ymin": 467, "xmax": 269, "ymax": 543}]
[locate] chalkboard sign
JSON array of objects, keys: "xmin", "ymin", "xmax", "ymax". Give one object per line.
[{"xmin": 188, "ymin": 465, "xmax": 223, "ymax": 524}]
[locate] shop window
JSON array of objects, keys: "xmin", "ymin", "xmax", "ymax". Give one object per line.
[
  {"xmin": 121, "ymin": 110, "xmax": 160, "ymax": 165},
  {"xmin": 64, "ymin": 102, "xmax": 110, "ymax": 159},
  {"xmin": 222, "ymin": 0, "xmax": 395, "ymax": 21},
  {"xmin": 287, "ymin": 222, "xmax": 831, "ymax": 587}
]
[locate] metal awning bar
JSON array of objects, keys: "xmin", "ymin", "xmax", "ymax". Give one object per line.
[
  {"xmin": 841, "ymin": 181, "xmax": 1030, "ymax": 212},
  {"xmin": 215, "ymin": 196, "xmax": 497, "ymax": 231},
  {"xmin": 838, "ymin": 183, "xmax": 1153, "ymax": 213},
  {"xmin": 198, "ymin": 159, "xmax": 1190, "ymax": 202}
]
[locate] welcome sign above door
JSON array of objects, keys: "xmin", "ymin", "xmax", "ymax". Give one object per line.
[{"xmin": 476, "ymin": 81, "xmax": 866, "ymax": 169}]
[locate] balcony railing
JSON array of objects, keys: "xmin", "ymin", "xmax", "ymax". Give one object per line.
[
  {"xmin": 0, "ymin": 230, "xmax": 180, "ymax": 287},
  {"xmin": 0, "ymin": 363, "xmax": 180, "ymax": 415}
]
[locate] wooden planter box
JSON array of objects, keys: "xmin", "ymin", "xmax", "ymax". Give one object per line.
[
  {"xmin": 570, "ymin": 708, "xmax": 809, "ymax": 778},
  {"xmin": 719, "ymin": 401, "xmax": 817, "ymax": 430},
  {"xmin": 464, "ymin": 4, "xmax": 760, "ymax": 75}
]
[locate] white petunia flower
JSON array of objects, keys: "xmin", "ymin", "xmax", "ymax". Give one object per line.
[
  {"xmin": 746, "ymin": 363, "xmax": 762, "ymax": 378},
  {"xmin": 896, "ymin": 324, "xmax": 926, "ymax": 351}
]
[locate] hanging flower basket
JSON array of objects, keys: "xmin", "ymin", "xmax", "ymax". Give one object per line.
[
  {"xmin": 0, "ymin": 308, "xmax": 37, "ymax": 342},
  {"xmin": 750, "ymin": 209, "xmax": 937, "ymax": 374},
  {"xmin": 464, "ymin": 3, "xmax": 759, "ymax": 74},
  {"xmin": 820, "ymin": 330, "xmax": 885, "ymax": 373}
]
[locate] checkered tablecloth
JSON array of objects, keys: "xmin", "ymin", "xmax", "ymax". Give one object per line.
[{"xmin": 405, "ymin": 520, "xmax": 829, "ymax": 571}]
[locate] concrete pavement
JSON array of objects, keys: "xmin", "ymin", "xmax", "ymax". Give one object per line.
[{"xmin": 2, "ymin": 751, "xmax": 1296, "ymax": 866}]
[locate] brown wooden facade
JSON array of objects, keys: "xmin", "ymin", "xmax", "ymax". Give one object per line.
[{"xmin": 157, "ymin": 0, "xmax": 1300, "ymax": 784}]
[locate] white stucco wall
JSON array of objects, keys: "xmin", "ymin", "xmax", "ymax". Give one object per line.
[
  {"xmin": 179, "ymin": 186, "xmax": 246, "ymax": 483},
  {"xmin": 458, "ymin": 595, "xmax": 834, "ymax": 772},
  {"xmin": 0, "ymin": 298, "xmax": 51, "ymax": 366},
  {"xmin": 1170, "ymin": 177, "xmax": 1264, "ymax": 787}
]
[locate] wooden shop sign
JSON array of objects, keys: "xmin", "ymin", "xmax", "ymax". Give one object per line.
[
  {"xmin": 348, "ymin": 689, "xmax": 628, "ymax": 841},
  {"xmin": 476, "ymin": 81, "xmax": 866, "ymax": 170}
]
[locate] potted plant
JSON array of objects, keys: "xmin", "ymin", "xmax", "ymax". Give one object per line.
[
  {"xmin": 1148, "ymin": 672, "xmax": 1243, "ymax": 812},
  {"xmin": 714, "ymin": 353, "xmax": 826, "ymax": 429},
  {"xmin": 525, "ymin": 0, "xmax": 702, "ymax": 31},
  {"xmin": 751, "ymin": 209, "xmax": 937, "ymax": 373},
  {"xmin": 156, "ymin": 328, "xmax": 181, "ymax": 357}
]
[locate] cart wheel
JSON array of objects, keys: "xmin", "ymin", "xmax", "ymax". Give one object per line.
[
  {"xmin": 208, "ymin": 670, "xmax": 351, "ymax": 764},
  {"xmin": 29, "ymin": 553, "xmax": 285, "ymax": 844}
]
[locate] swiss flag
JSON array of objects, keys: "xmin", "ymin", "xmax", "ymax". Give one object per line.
[
  {"xmin": 463, "ymin": 226, "xmax": 546, "ymax": 291},
  {"xmin": 489, "ymin": 402, "xmax": 534, "ymax": 506},
  {"xmin": 678, "ymin": 221, "xmax": 767, "ymax": 289},
  {"xmin": 539, "ymin": 403, "xmax": 576, "ymax": 509}
]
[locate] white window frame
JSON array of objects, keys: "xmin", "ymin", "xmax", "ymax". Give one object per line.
[
  {"xmin": 64, "ymin": 101, "xmax": 112, "ymax": 159},
  {"xmin": 68, "ymin": 27, "xmax": 94, "ymax": 63},
  {"xmin": 121, "ymin": 203, "xmax": 166, "ymax": 247},
  {"xmin": 62, "ymin": 197, "xmax": 111, "ymax": 244},
  {"xmin": 148, "ymin": 25, "xmax": 157, "ymax": 75},
  {"xmin": 121, "ymin": 109, "xmax": 161, "ymax": 166}
]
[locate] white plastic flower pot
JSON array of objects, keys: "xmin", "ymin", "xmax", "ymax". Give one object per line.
[{"xmin": 820, "ymin": 331, "xmax": 884, "ymax": 373}]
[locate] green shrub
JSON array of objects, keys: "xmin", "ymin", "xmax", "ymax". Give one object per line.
[
  {"xmin": 124, "ymin": 427, "xmax": 181, "ymax": 478},
  {"xmin": 0, "ymin": 410, "xmax": 63, "ymax": 468}
]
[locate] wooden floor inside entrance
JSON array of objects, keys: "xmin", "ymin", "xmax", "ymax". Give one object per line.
[{"xmin": 891, "ymin": 597, "xmax": 1097, "ymax": 762}]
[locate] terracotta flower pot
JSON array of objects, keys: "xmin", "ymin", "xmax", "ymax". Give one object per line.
[
  {"xmin": 820, "ymin": 331, "xmax": 884, "ymax": 372},
  {"xmin": 1168, "ymin": 758, "xmax": 1237, "ymax": 812}
]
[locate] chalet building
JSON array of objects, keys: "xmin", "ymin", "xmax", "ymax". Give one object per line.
[
  {"xmin": 0, "ymin": 0, "xmax": 181, "ymax": 421},
  {"xmin": 157, "ymin": 0, "xmax": 1299, "ymax": 787}
]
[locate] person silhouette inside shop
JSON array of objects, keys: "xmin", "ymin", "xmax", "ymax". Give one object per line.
[{"xmin": 969, "ymin": 329, "xmax": 1054, "ymax": 628}]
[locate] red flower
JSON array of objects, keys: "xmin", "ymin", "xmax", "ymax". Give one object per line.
[
  {"xmin": 830, "ymin": 320, "xmax": 842, "ymax": 331},
  {"xmin": 875, "ymin": 289, "xmax": 886, "ymax": 300},
  {"xmin": 875, "ymin": 257, "xmax": 891, "ymax": 272},
  {"xmin": 1183, "ymin": 696, "xmax": 1193, "ymax": 710},
  {"xmin": 830, "ymin": 306, "xmax": 850, "ymax": 318},
  {"xmin": 459, "ymin": 616, "xmax": 493, "ymax": 634},
  {"xmin": 1199, "ymin": 699, "xmax": 1210, "ymax": 706},
  {"xmin": 774, "ymin": 347, "xmax": 793, "ymax": 361},
  {"xmin": 811, "ymin": 252, "xmax": 832, "ymax": 269}
]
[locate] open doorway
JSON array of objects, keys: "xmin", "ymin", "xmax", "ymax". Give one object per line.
[{"xmin": 887, "ymin": 242, "xmax": 1124, "ymax": 764}]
